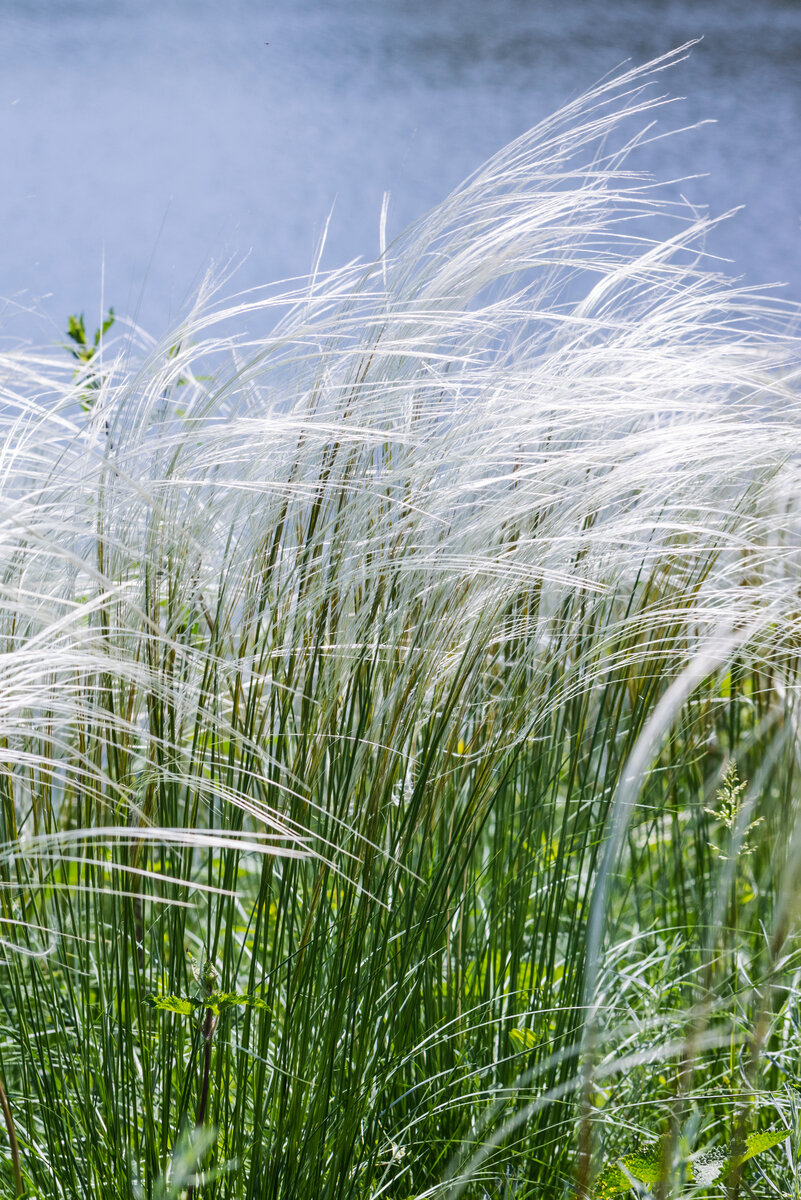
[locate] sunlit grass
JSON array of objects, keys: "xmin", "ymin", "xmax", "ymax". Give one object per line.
[{"xmin": 1, "ymin": 45, "xmax": 801, "ymax": 1199}]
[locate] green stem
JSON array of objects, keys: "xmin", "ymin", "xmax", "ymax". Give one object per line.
[
  {"xmin": 186, "ymin": 1007, "xmax": 217, "ymax": 1200},
  {"xmin": 0, "ymin": 1075, "xmax": 23, "ymax": 1197}
]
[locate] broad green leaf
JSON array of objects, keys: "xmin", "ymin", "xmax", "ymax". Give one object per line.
[
  {"xmin": 722, "ymin": 1129, "xmax": 790, "ymax": 1176},
  {"xmin": 145, "ymin": 991, "xmax": 268, "ymax": 1017},
  {"xmin": 617, "ymin": 1149, "xmax": 666, "ymax": 1187},
  {"xmin": 594, "ymin": 1128, "xmax": 789, "ymax": 1197},
  {"xmin": 207, "ymin": 991, "xmax": 269, "ymax": 1015},
  {"xmin": 593, "ymin": 1161, "xmax": 635, "ymax": 1199},
  {"xmin": 508, "ymin": 1028, "xmax": 537, "ymax": 1051},
  {"xmin": 594, "ymin": 1145, "xmax": 672, "ymax": 1197},
  {"xmin": 145, "ymin": 994, "xmax": 197, "ymax": 1016}
]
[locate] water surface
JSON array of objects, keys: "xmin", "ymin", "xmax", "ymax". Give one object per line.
[{"xmin": 1, "ymin": 0, "xmax": 799, "ymax": 341}]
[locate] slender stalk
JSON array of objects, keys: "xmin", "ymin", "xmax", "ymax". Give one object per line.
[
  {"xmin": 195, "ymin": 1009, "xmax": 216, "ymax": 1130},
  {"xmin": 0, "ymin": 1075, "xmax": 23, "ymax": 1198},
  {"xmin": 186, "ymin": 1007, "xmax": 217, "ymax": 1200}
]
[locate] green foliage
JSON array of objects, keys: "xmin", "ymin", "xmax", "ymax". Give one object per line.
[
  {"xmin": 145, "ymin": 991, "xmax": 268, "ymax": 1017},
  {"xmin": 508, "ymin": 1028, "xmax": 539, "ymax": 1052},
  {"xmin": 66, "ymin": 308, "xmax": 115, "ymax": 363},
  {"xmin": 0, "ymin": 48, "xmax": 800, "ymax": 1200},
  {"xmin": 145, "ymin": 995, "xmax": 198, "ymax": 1016},
  {"xmin": 593, "ymin": 1130, "xmax": 790, "ymax": 1197},
  {"xmin": 594, "ymin": 1148, "xmax": 665, "ymax": 1199},
  {"xmin": 206, "ymin": 993, "xmax": 269, "ymax": 1015},
  {"xmin": 724, "ymin": 1128, "xmax": 791, "ymax": 1172},
  {"xmin": 65, "ymin": 307, "xmax": 115, "ymax": 410}
]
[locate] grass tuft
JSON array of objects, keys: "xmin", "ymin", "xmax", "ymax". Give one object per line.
[{"xmin": 1, "ymin": 45, "xmax": 801, "ymax": 1199}]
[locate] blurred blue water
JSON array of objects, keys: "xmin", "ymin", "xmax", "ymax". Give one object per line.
[{"xmin": 1, "ymin": 0, "xmax": 799, "ymax": 342}]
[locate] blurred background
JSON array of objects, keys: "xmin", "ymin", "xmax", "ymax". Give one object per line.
[{"xmin": 1, "ymin": 0, "xmax": 799, "ymax": 343}]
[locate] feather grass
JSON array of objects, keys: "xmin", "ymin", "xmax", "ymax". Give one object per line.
[{"xmin": 1, "ymin": 44, "xmax": 801, "ymax": 1199}]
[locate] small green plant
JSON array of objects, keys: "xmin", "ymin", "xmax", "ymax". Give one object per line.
[
  {"xmin": 593, "ymin": 1128, "xmax": 789, "ymax": 1197},
  {"xmin": 65, "ymin": 307, "xmax": 115, "ymax": 411},
  {"xmin": 146, "ymin": 959, "xmax": 268, "ymax": 1199},
  {"xmin": 145, "ymin": 964, "xmax": 270, "ymax": 1021}
]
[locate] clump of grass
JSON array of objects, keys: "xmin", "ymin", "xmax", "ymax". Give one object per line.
[{"xmin": 0, "ymin": 43, "xmax": 800, "ymax": 1200}]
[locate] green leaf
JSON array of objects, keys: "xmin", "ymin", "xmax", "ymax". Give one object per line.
[
  {"xmin": 593, "ymin": 1161, "xmax": 635, "ymax": 1199},
  {"xmin": 95, "ymin": 307, "xmax": 115, "ymax": 344},
  {"xmin": 146, "ymin": 990, "xmax": 269, "ymax": 1018},
  {"xmin": 206, "ymin": 991, "xmax": 269, "ymax": 1015},
  {"xmin": 67, "ymin": 313, "xmax": 87, "ymax": 348},
  {"xmin": 593, "ymin": 1129, "xmax": 790, "ymax": 1197},
  {"xmin": 508, "ymin": 1027, "xmax": 537, "ymax": 1051},
  {"xmin": 145, "ymin": 994, "xmax": 198, "ymax": 1016},
  {"xmin": 618, "ymin": 1149, "xmax": 665, "ymax": 1187},
  {"xmin": 593, "ymin": 1145, "xmax": 670, "ymax": 1198},
  {"xmin": 721, "ymin": 1129, "xmax": 790, "ymax": 1176}
]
